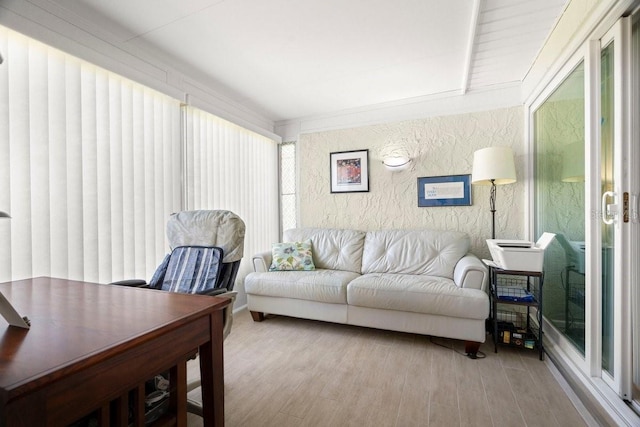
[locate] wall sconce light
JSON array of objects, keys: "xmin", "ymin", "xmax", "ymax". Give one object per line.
[
  {"xmin": 0, "ymin": 211, "xmax": 10, "ymax": 218},
  {"xmin": 382, "ymin": 156, "xmax": 412, "ymax": 172},
  {"xmin": 471, "ymin": 146, "xmax": 516, "ymax": 239}
]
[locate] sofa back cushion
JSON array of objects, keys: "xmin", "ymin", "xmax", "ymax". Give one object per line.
[
  {"xmin": 283, "ymin": 228, "xmax": 365, "ymax": 273},
  {"xmin": 361, "ymin": 229, "xmax": 470, "ymax": 278}
]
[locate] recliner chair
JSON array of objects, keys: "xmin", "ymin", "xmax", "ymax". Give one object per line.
[
  {"xmin": 112, "ymin": 209, "xmax": 245, "ymax": 418},
  {"xmin": 114, "ymin": 209, "xmax": 244, "ymax": 337}
]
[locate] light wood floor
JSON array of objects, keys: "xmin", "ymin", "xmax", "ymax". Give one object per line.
[{"xmin": 186, "ymin": 308, "xmax": 587, "ymax": 427}]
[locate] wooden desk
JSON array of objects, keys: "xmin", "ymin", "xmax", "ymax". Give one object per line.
[{"xmin": 0, "ymin": 277, "xmax": 230, "ymax": 426}]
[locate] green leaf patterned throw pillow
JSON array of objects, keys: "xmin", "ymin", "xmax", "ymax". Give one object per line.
[{"xmin": 269, "ymin": 240, "xmax": 315, "ymax": 271}]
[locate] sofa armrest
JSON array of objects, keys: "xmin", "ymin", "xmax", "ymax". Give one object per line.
[
  {"xmin": 454, "ymin": 254, "xmax": 488, "ymax": 291},
  {"xmin": 252, "ymin": 251, "xmax": 272, "ymax": 272}
]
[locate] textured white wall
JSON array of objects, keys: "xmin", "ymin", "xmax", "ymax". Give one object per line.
[{"xmin": 298, "ymin": 106, "xmax": 525, "ymax": 259}]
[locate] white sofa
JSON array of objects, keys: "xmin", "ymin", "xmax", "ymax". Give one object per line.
[{"xmin": 245, "ymin": 227, "xmax": 490, "ymax": 350}]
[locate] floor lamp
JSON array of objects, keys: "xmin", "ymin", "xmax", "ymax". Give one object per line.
[{"xmin": 471, "ymin": 147, "xmax": 516, "ymax": 239}]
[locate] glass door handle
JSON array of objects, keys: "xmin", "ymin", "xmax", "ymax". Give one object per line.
[{"xmin": 602, "ymin": 191, "xmax": 618, "ymax": 225}]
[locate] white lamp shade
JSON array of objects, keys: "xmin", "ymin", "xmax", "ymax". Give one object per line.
[
  {"xmin": 561, "ymin": 142, "xmax": 585, "ymax": 182},
  {"xmin": 471, "ymin": 146, "xmax": 516, "ymax": 185}
]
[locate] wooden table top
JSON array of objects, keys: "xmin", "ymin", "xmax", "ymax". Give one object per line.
[{"xmin": 0, "ymin": 277, "xmax": 230, "ymax": 402}]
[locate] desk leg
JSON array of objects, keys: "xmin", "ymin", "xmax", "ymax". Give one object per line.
[
  {"xmin": 170, "ymin": 361, "xmax": 188, "ymax": 427},
  {"xmin": 199, "ymin": 310, "xmax": 225, "ymax": 427}
]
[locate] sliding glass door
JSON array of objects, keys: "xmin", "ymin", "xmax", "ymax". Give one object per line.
[
  {"xmin": 631, "ymin": 13, "xmax": 640, "ymax": 413},
  {"xmin": 533, "ymin": 15, "xmax": 638, "ymax": 416},
  {"xmin": 600, "ymin": 35, "xmax": 616, "ymax": 380},
  {"xmin": 533, "ymin": 62, "xmax": 586, "ymax": 355},
  {"xmin": 598, "ymin": 17, "xmax": 633, "ymax": 401}
]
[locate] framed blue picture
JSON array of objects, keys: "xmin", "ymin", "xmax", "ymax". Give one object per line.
[{"xmin": 417, "ymin": 174, "xmax": 472, "ymax": 207}]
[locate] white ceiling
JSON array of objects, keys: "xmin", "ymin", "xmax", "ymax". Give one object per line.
[{"xmin": 44, "ymin": 0, "xmax": 568, "ymax": 122}]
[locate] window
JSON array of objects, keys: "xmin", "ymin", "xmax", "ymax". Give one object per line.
[
  {"xmin": 183, "ymin": 106, "xmax": 280, "ymax": 281},
  {"xmin": 0, "ymin": 26, "xmax": 182, "ymax": 283},
  {"xmin": 0, "ymin": 25, "xmax": 280, "ymax": 287},
  {"xmin": 280, "ymin": 141, "xmax": 296, "ymax": 233}
]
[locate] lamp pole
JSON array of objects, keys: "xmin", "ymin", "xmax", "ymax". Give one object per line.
[{"xmin": 489, "ymin": 179, "xmax": 496, "ymax": 239}]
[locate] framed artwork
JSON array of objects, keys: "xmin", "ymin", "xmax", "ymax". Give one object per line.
[
  {"xmin": 330, "ymin": 149, "xmax": 369, "ymax": 193},
  {"xmin": 417, "ymin": 174, "xmax": 472, "ymax": 207}
]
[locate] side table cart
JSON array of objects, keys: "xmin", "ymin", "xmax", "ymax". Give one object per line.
[{"xmin": 486, "ymin": 263, "xmax": 545, "ymax": 360}]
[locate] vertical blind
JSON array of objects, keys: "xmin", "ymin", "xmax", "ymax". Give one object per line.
[
  {"xmin": 0, "ymin": 26, "xmax": 279, "ymax": 287},
  {"xmin": 280, "ymin": 141, "xmax": 297, "ymax": 232},
  {"xmin": 0, "ymin": 27, "xmax": 182, "ymax": 283},
  {"xmin": 184, "ymin": 106, "xmax": 280, "ymax": 300}
]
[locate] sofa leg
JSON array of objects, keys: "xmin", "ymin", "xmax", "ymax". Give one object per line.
[
  {"xmin": 250, "ymin": 311, "xmax": 265, "ymax": 322},
  {"xmin": 465, "ymin": 341, "xmax": 481, "ymax": 359}
]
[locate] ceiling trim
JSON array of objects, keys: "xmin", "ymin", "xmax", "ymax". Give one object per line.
[
  {"xmin": 3, "ymin": 0, "xmax": 572, "ymax": 138},
  {"xmin": 461, "ymin": 0, "xmax": 482, "ymax": 95},
  {"xmin": 275, "ymin": 82, "xmax": 522, "ymax": 140}
]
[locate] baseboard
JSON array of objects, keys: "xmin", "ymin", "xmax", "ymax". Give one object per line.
[
  {"xmin": 544, "ymin": 357, "xmax": 599, "ymax": 427},
  {"xmin": 233, "ymin": 303, "xmax": 247, "ymax": 314},
  {"xmin": 545, "ymin": 340, "xmax": 639, "ymax": 426}
]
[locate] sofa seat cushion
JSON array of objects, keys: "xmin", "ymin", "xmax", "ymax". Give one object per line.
[
  {"xmin": 245, "ymin": 269, "xmax": 360, "ymax": 304},
  {"xmin": 347, "ymin": 273, "xmax": 489, "ymax": 320}
]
